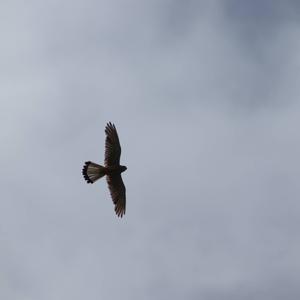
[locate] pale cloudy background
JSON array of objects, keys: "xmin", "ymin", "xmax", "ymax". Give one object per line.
[{"xmin": 1, "ymin": 0, "xmax": 300, "ymax": 299}]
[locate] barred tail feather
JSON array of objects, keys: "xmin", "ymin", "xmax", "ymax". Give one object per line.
[{"xmin": 82, "ymin": 161, "xmax": 106, "ymax": 184}]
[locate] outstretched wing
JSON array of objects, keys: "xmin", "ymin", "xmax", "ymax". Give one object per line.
[
  {"xmin": 106, "ymin": 174, "xmax": 126, "ymax": 217},
  {"xmin": 105, "ymin": 122, "xmax": 121, "ymax": 166}
]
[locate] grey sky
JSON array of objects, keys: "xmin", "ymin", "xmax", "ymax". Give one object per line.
[{"xmin": 1, "ymin": 1, "xmax": 300, "ymax": 299}]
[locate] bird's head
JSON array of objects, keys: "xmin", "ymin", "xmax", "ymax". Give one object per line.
[{"xmin": 120, "ymin": 165, "xmax": 127, "ymax": 173}]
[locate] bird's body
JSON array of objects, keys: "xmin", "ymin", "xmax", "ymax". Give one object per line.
[
  {"xmin": 82, "ymin": 122, "xmax": 127, "ymax": 217},
  {"xmin": 105, "ymin": 165, "xmax": 127, "ymax": 175}
]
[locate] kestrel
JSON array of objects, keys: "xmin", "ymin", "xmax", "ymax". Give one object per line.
[{"xmin": 82, "ymin": 122, "xmax": 127, "ymax": 217}]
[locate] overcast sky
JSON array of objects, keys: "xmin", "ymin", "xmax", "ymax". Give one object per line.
[{"xmin": 1, "ymin": 1, "xmax": 300, "ymax": 299}]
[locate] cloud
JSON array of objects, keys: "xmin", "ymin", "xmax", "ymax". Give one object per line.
[{"xmin": 1, "ymin": 1, "xmax": 300, "ymax": 299}]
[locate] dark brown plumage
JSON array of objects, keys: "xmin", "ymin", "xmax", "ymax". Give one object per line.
[{"xmin": 82, "ymin": 122, "xmax": 127, "ymax": 217}]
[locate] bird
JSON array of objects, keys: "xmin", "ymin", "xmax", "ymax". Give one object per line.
[{"xmin": 82, "ymin": 122, "xmax": 127, "ymax": 217}]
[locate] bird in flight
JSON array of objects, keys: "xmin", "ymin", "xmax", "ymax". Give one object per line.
[{"xmin": 82, "ymin": 122, "xmax": 127, "ymax": 217}]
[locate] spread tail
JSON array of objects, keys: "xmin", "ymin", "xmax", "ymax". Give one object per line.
[{"xmin": 82, "ymin": 161, "xmax": 106, "ymax": 184}]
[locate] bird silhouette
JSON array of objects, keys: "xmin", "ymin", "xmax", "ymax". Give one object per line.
[{"xmin": 82, "ymin": 122, "xmax": 127, "ymax": 217}]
